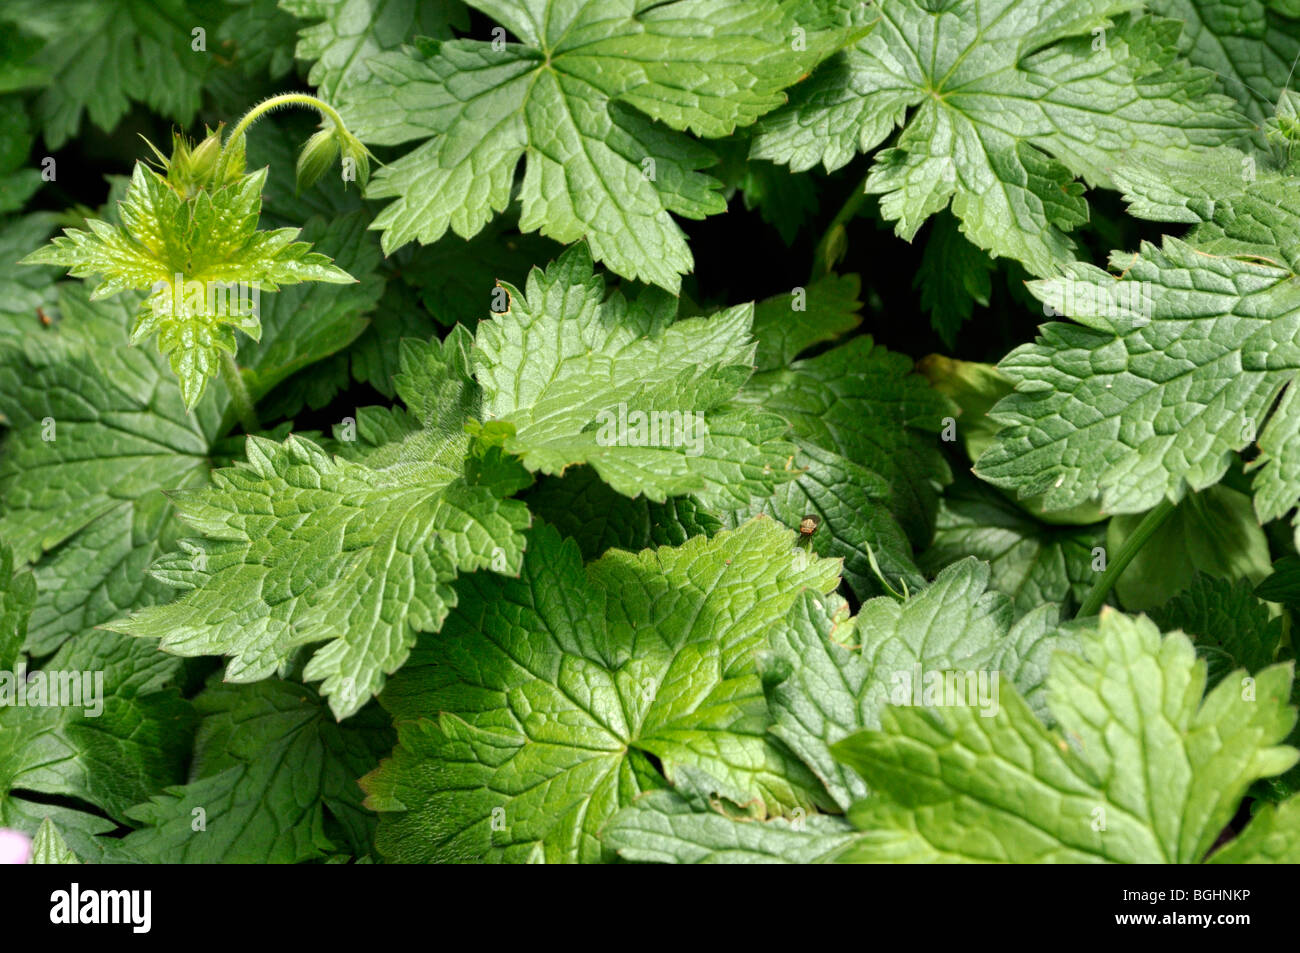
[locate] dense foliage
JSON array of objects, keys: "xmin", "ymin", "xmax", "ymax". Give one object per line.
[{"xmin": 3, "ymin": 0, "xmax": 1300, "ymax": 865}]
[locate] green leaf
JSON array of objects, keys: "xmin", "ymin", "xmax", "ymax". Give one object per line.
[
  {"xmin": 474, "ymin": 244, "xmax": 798, "ymax": 510},
  {"xmin": 750, "ymin": 273, "xmax": 863, "ymax": 372},
  {"xmin": 525, "ymin": 465, "xmax": 720, "ymax": 561},
  {"xmin": 754, "ymin": 4, "xmax": 1247, "ymax": 275},
  {"xmin": 832, "ymin": 610, "xmax": 1297, "ymax": 862},
  {"xmin": 30, "ymin": 818, "xmax": 79, "ymax": 864},
  {"xmin": 1113, "ymin": 147, "xmax": 1300, "ymax": 257},
  {"xmin": 712, "ymin": 136, "xmax": 821, "ymax": 246},
  {"xmin": 740, "ymin": 335, "xmax": 952, "ymax": 547},
  {"xmin": 23, "ymin": 162, "xmax": 355, "ymax": 407},
  {"xmin": 602, "ymin": 769, "xmax": 857, "ymax": 864},
  {"xmin": 281, "ymin": 0, "xmax": 469, "ymax": 97},
  {"xmin": 340, "ymin": 0, "xmax": 848, "ymax": 289},
  {"xmin": 1108, "ymin": 485, "xmax": 1272, "ymax": 612},
  {"xmin": 1149, "ymin": 0, "xmax": 1300, "ymax": 127},
  {"xmin": 763, "ymin": 559, "xmax": 1063, "ymax": 811},
  {"xmin": 0, "ymin": 800, "xmax": 114, "ymax": 863},
  {"xmin": 115, "ymin": 677, "xmax": 393, "ymax": 863},
  {"xmin": 1257, "ymin": 554, "xmax": 1300, "ymax": 605},
  {"xmin": 104, "ymin": 333, "xmax": 531, "ymax": 720},
  {"xmin": 976, "ymin": 223, "xmax": 1300, "ymax": 522},
  {"xmin": 235, "ymin": 211, "xmax": 384, "ymax": 411},
  {"xmin": 1149, "ymin": 573, "xmax": 1284, "ymax": 685},
  {"xmin": 398, "ymin": 212, "xmax": 562, "ymax": 330},
  {"xmin": 0, "ymin": 544, "xmax": 35, "ymax": 672},
  {"xmin": 918, "ymin": 353, "xmax": 1107, "ymax": 525},
  {"xmin": 1208, "ymin": 794, "xmax": 1300, "ymax": 862},
  {"xmin": 0, "ymin": 285, "xmax": 218, "ymax": 656},
  {"xmin": 728, "ymin": 438, "xmax": 924, "ymax": 600},
  {"xmin": 362, "ymin": 517, "xmax": 841, "ymax": 863},
  {"xmin": 0, "ymin": 212, "xmax": 61, "ymax": 338},
  {"xmin": 0, "ymin": 100, "xmax": 43, "ymax": 214},
  {"xmin": 916, "ymin": 211, "xmax": 996, "ymax": 348},
  {"xmin": 720, "ymin": 274, "xmax": 922, "ymax": 597},
  {"xmin": 921, "ymin": 472, "xmax": 1104, "ymax": 617},
  {"xmin": 0, "ymin": 631, "xmax": 196, "ymax": 824},
  {"xmin": 603, "ymin": 558, "xmax": 1075, "ymax": 862},
  {"xmin": 0, "ymin": 0, "xmax": 212, "ymax": 148},
  {"xmin": 218, "ymin": 0, "xmax": 301, "ymax": 79}
]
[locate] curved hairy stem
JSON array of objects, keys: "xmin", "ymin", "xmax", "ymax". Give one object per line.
[{"xmin": 214, "ymin": 93, "xmax": 350, "ymax": 182}]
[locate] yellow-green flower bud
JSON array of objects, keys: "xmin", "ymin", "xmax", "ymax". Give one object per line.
[
  {"xmin": 188, "ymin": 128, "xmax": 222, "ymax": 185},
  {"xmin": 296, "ymin": 128, "xmax": 341, "ymax": 193},
  {"xmin": 337, "ymin": 127, "xmax": 372, "ymax": 188}
]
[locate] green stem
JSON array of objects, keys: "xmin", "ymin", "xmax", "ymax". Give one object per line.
[
  {"xmin": 215, "ymin": 93, "xmax": 347, "ymax": 182},
  {"xmin": 811, "ymin": 167, "xmax": 872, "ymax": 281},
  {"xmin": 1075, "ymin": 498, "xmax": 1176, "ymax": 618},
  {"xmin": 220, "ymin": 352, "xmax": 260, "ymax": 434}
]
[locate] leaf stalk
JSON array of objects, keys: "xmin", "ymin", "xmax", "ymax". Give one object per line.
[
  {"xmin": 1075, "ymin": 498, "xmax": 1177, "ymax": 618},
  {"xmin": 811, "ymin": 166, "xmax": 872, "ymax": 281}
]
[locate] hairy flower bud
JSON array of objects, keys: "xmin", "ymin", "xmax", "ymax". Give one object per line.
[
  {"xmin": 337, "ymin": 127, "xmax": 372, "ymax": 188},
  {"xmin": 296, "ymin": 128, "xmax": 341, "ymax": 193}
]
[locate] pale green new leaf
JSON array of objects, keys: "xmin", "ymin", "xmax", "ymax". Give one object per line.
[
  {"xmin": 1208, "ymin": 794, "xmax": 1300, "ymax": 862},
  {"xmin": 754, "ymin": 2, "xmax": 1247, "ymax": 275},
  {"xmin": 30, "ymin": 818, "xmax": 80, "ymax": 864},
  {"xmin": 23, "ymin": 162, "xmax": 355, "ymax": 407},
  {"xmin": 104, "ymin": 334, "xmax": 530, "ymax": 720},
  {"xmin": 340, "ymin": 0, "xmax": 849, "ymax": 289},
  {"xmin": 833, "ymin": 611, "xmax": 1298, "ymax": 862},
  {"xmin": 1, "ymin": 216, "xmax": 380, "ymax": 656},
  {"xmin": 362, "ymin": 518, "xmax": 841, "ymax": 863},
  {"xmin": 474, "ymin": 244, "xmax": 798, "ymax": 510}
]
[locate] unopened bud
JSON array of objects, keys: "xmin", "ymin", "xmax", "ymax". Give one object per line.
[
  {"xmin": 188, "ymin": 129, "xmax": 222, "ymax": 183},
  {"xmin": 337, "ymin": 127, "xmax": 372, "ymax": 188},
  {"xmin": 296, "ymin": 128, "xmax": 341, "ymax": 193}
]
